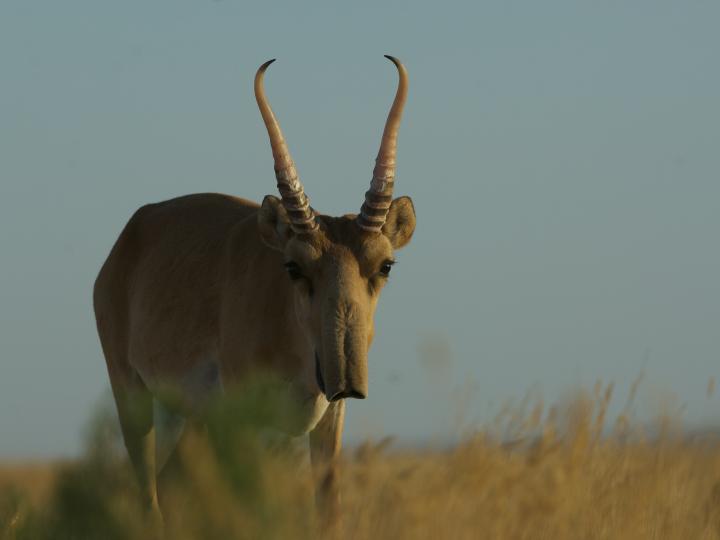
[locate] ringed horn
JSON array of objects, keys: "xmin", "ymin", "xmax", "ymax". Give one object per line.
[
  {"xmin": 254, "ymin": 59, "xmax": 318, "ymax": 234},
  {"xmin": 254, "ymin": 56, "xmax": 409, "ymax": 234},
  {"xmin": 357, "ymin": 55, "xmax": 409, "ymax": 233}
]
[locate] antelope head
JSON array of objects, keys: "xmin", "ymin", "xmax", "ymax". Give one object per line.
[{"xmin": 255, "ymin": 56, "xmax": 416, "ymax": 403}]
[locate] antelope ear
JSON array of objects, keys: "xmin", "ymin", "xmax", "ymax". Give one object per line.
[
  {"xmin": 258, "ymin": 195, "xmax": 293, "ymax": 250},
  {"xmin": 382, "ymin": 196, "xmax": 416, "ymax": 249}
]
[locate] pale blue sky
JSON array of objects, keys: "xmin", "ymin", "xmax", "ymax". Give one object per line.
[{"xmin": 1, "ymin": 0, "xmax": 719, "ymax": 457}]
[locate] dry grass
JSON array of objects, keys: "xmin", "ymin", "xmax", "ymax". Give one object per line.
[
  {"xmin": 0, "ymin": 464, "xmax": 57, "ymax": 508},
  {"xmin": 2, "ymin": 382, "xmax": 720, "ymax": 540}
]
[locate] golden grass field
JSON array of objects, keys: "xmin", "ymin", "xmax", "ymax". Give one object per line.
[{"xmin": 2, "ymin": 381, "xmax": 720, "ymax": 540}]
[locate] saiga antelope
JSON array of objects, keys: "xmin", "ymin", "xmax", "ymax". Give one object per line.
[{"xmin": 93, "ymin": 56, "xmax": 415, "ymax": 527}]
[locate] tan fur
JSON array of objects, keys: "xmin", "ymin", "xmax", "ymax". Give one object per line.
[{"xmin": 93, "ymin": 191, "xmax": 415, "ymax": 524}]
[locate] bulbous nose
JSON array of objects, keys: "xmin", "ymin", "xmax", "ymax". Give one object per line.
[{"xmin": 328, "ymin": 388, "xmax": 367, "ymax": 402}]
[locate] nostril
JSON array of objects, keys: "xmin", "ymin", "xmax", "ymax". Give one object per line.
[
  {"xmin": 346, "ymin": 389, "xmax": 366, "ymax": 400},
  {"xmin": 329, "ymin": 389, "xmax": 367, "ymax": 402}
]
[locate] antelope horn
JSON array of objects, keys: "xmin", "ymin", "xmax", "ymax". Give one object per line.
[
  {"xmin": 357, "ymin": 55, "xmax": 409, "ymax": 233},
  {"xmin": 254, "ymin": 59, "xmax": 318, "ymax": 233}
]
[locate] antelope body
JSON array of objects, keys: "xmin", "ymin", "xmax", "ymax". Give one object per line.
[{"xmin": 93, "ymin": 56, "xmax": 415, "ymax": 526}]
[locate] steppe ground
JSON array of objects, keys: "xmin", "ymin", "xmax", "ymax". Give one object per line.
[{"xmin": 2, "ymin": 382, "xmax": 720, "ymax": 540}]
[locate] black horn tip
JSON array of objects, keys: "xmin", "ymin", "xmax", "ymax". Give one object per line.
[
  {"xmin": 259, "ymin": 58, "xmax": 277, "ymax": 71},
  {"xmin": 384, "ymin": 54, "xmax": 399, "ymax": 64}
]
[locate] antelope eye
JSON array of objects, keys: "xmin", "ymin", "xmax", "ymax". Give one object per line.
[
  {"xmin": 379, "ymin": 260, "xmax": 395, "ymax": 277},
  {"xmin": 284, "ymin": 261, "xmax": 303, "ymax": 281}
]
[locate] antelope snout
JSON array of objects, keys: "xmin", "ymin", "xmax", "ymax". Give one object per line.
[
  {"xmin": 324, "ymin": 355, "xmax": 368, "ymax": 402},
  {"xmin": 319, "ymin": 300, "xmax": 370, "ymax": 401},
  {"xmin": 316, "ymin": 352, "xmax": 368, "ymax": 401}
]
